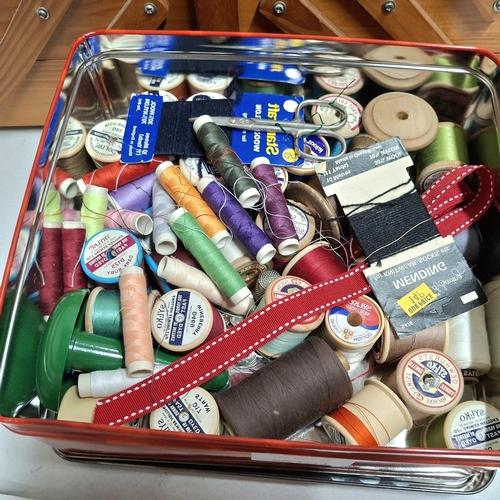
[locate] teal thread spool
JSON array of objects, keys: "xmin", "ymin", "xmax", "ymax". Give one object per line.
[
  {"xmin": 192, "ymin": 115, "xmax": 260, "ymax": 209},
  {"xmin": 168, "ymin": 207, "xmax": 251, "ymax": 305},
  {"xmin": 84, "ymin": 286, "xmax": 122, "ymax": 339}
]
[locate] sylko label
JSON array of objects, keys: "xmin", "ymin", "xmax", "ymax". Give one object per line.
[{"xmin": 450, "ymin": 404, "xmax": 500, "ymax": 450}]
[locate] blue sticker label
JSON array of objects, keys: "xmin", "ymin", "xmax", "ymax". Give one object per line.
[
  {"xmin": 169, "ymin": 290, "xmax": 190, "ymax": 345},
  {"xmin": 231, "ymin": 93, "xmax": 304, "ymax": 166},
  {"xmin": 137, "ymin": 35, "xmax": 176, "ymax": 77},
  {"xmin": 121, "ymin": 94, "xmax": 163, "ymax": 163}
]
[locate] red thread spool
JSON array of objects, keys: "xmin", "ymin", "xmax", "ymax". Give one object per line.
[
  {"xmin": 53, "ymin": 168, "xmax": 80, "ymax": 199},
  {"xmin": 282, "ymin": 241, "xmax": 347, "ymax": 284},
  {"xmin": 61, "ymin": 221, "xmax": 88, "ymax": 293}
]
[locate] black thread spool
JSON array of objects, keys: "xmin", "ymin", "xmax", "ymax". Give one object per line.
[{"xmin": 215, "ymin": 336, "xmax": 352, "ymax": 440}]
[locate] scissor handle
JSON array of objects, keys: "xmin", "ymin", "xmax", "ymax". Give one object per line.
[
  {"xmin": 295, "ymin": 99, "xmax": 348, "ymax": 130},
  {"xmin": 293, "ymin": 130, "xmax": 347, "ymax": 162}
]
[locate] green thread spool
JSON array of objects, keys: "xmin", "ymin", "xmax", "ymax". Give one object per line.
[
  {"xmin": 81, "ymin": 184, "xmax": 108, "ymax": 239},
  {"xmin": 85, "ymin": 286, "xmax": 122, "ymax": 339},
  {"xmin": 469, "ymin": 125, "xmax": 500, "ymax": 170},
  {"xmin": 425, "ymin": 55, "xmax": 480, "ymax": 92},
  {"xmin": 415, "ymin": 122, "xmax": 469, "ymax": 191},
  {"xmin": 241, "ymin": 80, "xmax": 290, "ymax": 95},
  {"xmin": 168, "ymin": 207, "xmax": 251, "ymax": 305},
  {"xmin": 44, "ymin": 184, "xmax": 63, "ymax": 223},
  {"xmin": 192, "ymin": 115, "xmax": 260, "ymax": 209}
]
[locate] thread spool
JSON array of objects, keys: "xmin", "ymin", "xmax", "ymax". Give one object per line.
[
  {"xmin": 44, "ymin": 184, "xmax": 63, "ymax": 223},
  {"xmin": 85, "ymin": 286, "xmax": 123, "ymax": 339},
  {"xmin": 80, "ymin": 228, "xmax": 143, "ymax": 285},
  {"xmin": 186, "ymin": 73, "xmax": 233, "ymax": 96},
  {"xmin": 373, "ymin": 320, "xmax": 449, "ymax": 365},
  {"xmin": 250, "ymin": 157, "xmax": 299, "ymax": 256},
  {"xmin": 156, "ymin": 161, "xmax": 231, "ymax": 249},
  {"xmin": 468, "ymin": 125, "xmax": 500, "ymax": 170},
  {"xmin": 137, "ymin": 72, "xmax": 187, "ymax": 100},
  {"xmin": 156, "ymin": 256, "xmax": 254, "ymax": 317},
  {"xmin": 286, "ymin": 135, "xmax": 330, "ymax": 177},
  {"xmin": 446, "ymin": 306, "xmax": 491, "ymax": 378},
  {"xmin": 57, "ymin": 386, "xmax": 101, "ymax": 424},
  {"xmin": 362, "ymin": 92, "xmax": 439, "ymax": 152},
  {"xmin": 283, "ymin": 241, "xmax": 347, "ymax": 284},
  {"xmin": 381, "ymin": 348, "xmax": 464, "ymax": 425},
  {"xmin": 53, "ymin": 168, "xmax": 80, "ymax": 199},
  {"xmin": 348, "ymin": 133, "xmax": 379, "ymax": 152},
  {"xmin": 311, "ymin": 94, "xmax": 363, "ymax": 140},
  {"xmin": 152, "ymin": 179, "xmax": 178, "ymax": 256},
  {"xmin": 119, "ymin": 266, "xmax": 154, "ymax": 377},
  {"xmin": 313, "ymin": 66, "xmax": 365, "ymax": 97},
  {"xmin": 56, "ymin": 116, "xmax": 94, "ymax": 178},
  {"xmin": 321, "ymin": 379, "xmax": 412, "ymax": 446},
  {"xmin": 150, "ymin": 288, "xmax": 226, "ymax": 353},
  {"xmin": 481, "ymin": 277, "xmax": 500, "ymax": 380},
  {"xmin": 168, "ymin": 207, "xmax": 251, "ymax": 305},
  {"xmin": 108, "ymin": 171, "xmax": 156, "ymax": 211},
  {"xmin": 85, "ymin": 119, "xmax": 127, "ymax": 168},
  {"xmin": 179, "ymin": 156, "xmax": 219, "ymax": 186},
  {"xmin": 61, "ymin": 221, "xmax": 88, "ymax": 293},
  {"xmin": 80, "ymin": 184, "xmax": 108, "ymax": 239},
  {"xmin": 256, "ymin": 275, "xmax": 325, "ymax": 358},
  {"xmin": 362, "ymin": 45, "xmax": 434, "ymax": 91},
  {"xmin": 420, "ymin": 400, "xmax": 500, "ymax": 450},
  {"xmin": 415, "ymin": 122, "xmax": 469, "ymax": 192},
  {"xmin": 149, "ymin": 387, "xmax": 222, "ymax": 435},
  {"xmin": 197, "ymin": 175, "xmax": 276, "ymax": 264},
  {"xmin": 240, "ymin": 79, "xmax": 290, "ymax": 95},
  {"xmin": 214, "ymin": 336, "xmax": 353, "ymax": 440},
  {"xmin": 320, "ymin": 295, "xmax": 384, "ymax": 366},
  {"xmin": 192, "ymin": 115, "xmax": 260, "ymax": 208},
  {"xmin": 104, "ymin": 208, "xmax": 153, "ymax": 237}
]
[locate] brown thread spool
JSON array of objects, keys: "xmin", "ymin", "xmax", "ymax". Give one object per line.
[
  {"xmin": 373, "ymin": 320, "xmax": 449, "ymax": 365},
  {"xmin": 322, "ymin": 379, "xmax": 412, "ymax": 446},
  {"xmin": 214, "ymin": 336, "xmax": 352, "ymax": 440},
  {"xmin": 347, "ymin": 133, "xmax": 379, "ymax": 152}
]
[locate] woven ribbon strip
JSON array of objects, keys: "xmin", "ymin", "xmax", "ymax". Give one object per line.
[{"xmin": 92, "ymin": 165, "xmax": 495, "ymax": 426}]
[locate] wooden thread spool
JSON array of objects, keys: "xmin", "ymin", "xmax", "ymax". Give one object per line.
[
  {"xmin": 57, "ymin": 386, "xmax": 101, "ymax": 423},
  {"xmin": 149, "ymin": 387, "xmax": 223, "ymax": 435},
  {"xmin": 373, "ymin": 320, "xmax": 449, "ymax": 365},
  {"xmin": 381, "ymin": 348, "xmax": 464, "ymax": 425},
  {"xmin": 313, "ymin": 66, "xmax": 365, "ymax": 97},
  {"xmin": 362, "ymin": 92, "xmax": 439, "ymax": 152},
  {"xmin": 85, "ymin": 119, "xmax": 127, "ymax": 169},
  {"xmin": 319, "ymin": 295, "xmax": 384, "ymax": 366},
  {"xmin": 348, "ymin": 133, "xmax": 378, "ymax": 152},
  {"xmin": 150, "ymin": 288, "xmax": 226, "ymax": 353},
  {"xmin": 481, "ymin": 277, "xmax": 500, "ymax": 380},
  {"xmin": 256, "ymin": 275, "xmax": 325, "ymax": 358},
  {"xmin": 420, "ymin": 400, "xmax": 500, "ymax": 450},
  {"xmin": 322, "ymin": 379, "xmax": 412, "ymax": 447}
]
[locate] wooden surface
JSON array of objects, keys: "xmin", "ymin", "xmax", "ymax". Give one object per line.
[
  {"xmin": 107, "ymin": 0, "xmax": 169, "ymax": 29},
  {"xmin": 2, "ymin": 0, "xmax": 500, "ymax": 127},
  {"xmin": 194, "ymin": 0, "xmax": 240, "ymax": 31}
]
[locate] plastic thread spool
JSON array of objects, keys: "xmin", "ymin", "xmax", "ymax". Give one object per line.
[
  {"xmin": 361, "ymin": 45, "xmax": 434, "ymax": 91},
  {"xmin": 150, "ymin": 288, "xmax": 225, "ymax": 353},
  {"xmin": 0, "ymin": 290, "xmax": 45, "ymax": 417},
  {"xmin": 311, "ymin": 94, "xmax": 363, "ymax": 139},
  {"xmin": 80, "ymin": 184, "xmax": 108, "ymax": 239},
  {"xmin": 35, "ymin": 289, "xmax": 229, "ymax": 411},
  {"xmin": 85, "ymin": 286, "xmax": 122, "ymax": 339},
  {"xmin": 256, "ymin": 275, "xmax": 324, "ymax": 358},
  {"xmin": 362, "ymin": 92, "xmax": 439, "ymax": 152},
  {"xmin": 85, "ymin": 119, "xmax": 127, "ymax": 168},
  {"xmin": 178, "ymin": 156, "xmax": 218, "ymax": 186},
  {"xmin": 321, "ymin": 379, "xmax": 412, "ymax": 447},
  {"xmin": 149, "ymin": 386, "xmax": 222, "ymax": 435},
  {"xmin": 373, "ymin": 320, "xmax": 449, "ymax": 365},
  {"xmin": 320, "ymin": 295, "xmax": 384, "ymax": 366},
  {"xmin": 80, "ymin": 228, "xmax": 143, "ymax": 285},
  {"xmin": 313, "ymin": 66, "xmax": 365, "ymax": 97},
  {"xmin": 421, "ymin": 400, "xmax": 500, "ymax": 450},
  {"xmin": 186, "ymin": 73, "xmax": 233, "ymax": 96},
  {"xmin": 381, "ymin": 348, "xmax": 464, "ymax": 425},
  {"xmin": 57, "ymin": 385, "xmax": 101, "ymax": 424},
  {"xmin": 137, "ymin": 72, "xmax": 187, "ymax": 100}
]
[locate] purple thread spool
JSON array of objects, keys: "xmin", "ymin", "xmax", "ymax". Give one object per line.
[
  {"xmin": 108, "ymin": 172, "xmax": 156, "ymax": 211},
  {"xmin": 197, "ymin": 176, "xmax": 276, "ymax": 265},
  {"xmin": 250, "ymin": 157, "xmax": 299, "ymax": 256}
]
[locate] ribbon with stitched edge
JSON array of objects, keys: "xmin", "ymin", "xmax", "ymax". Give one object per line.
[{"xmin": 92, "ymin": 165, "xmax": 495, "ymax": 426}]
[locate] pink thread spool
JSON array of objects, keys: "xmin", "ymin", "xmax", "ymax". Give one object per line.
[{"xmin": 104, "ymin": 209, "xmax": 153, "ymax": 237}]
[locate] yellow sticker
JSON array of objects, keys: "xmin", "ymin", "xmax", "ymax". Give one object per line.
[
  {"xmin": 282, "ymin": 148, "xmax": 299, "ymax": 163},
  {"xmin": 397, "ymin": 283, "xmax": 437, "ymax": 317}
]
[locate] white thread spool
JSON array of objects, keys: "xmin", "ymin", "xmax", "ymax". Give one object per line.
[
  {"xmin": 57, "ymin": 116, "xmax": 94, "ymax": 178},
  {"xmin": 149, "ymin": 387, "xmax": 222, "ymax": 435},
  {"xmin": 445, "ymin": 306, "xmax": 491, "ymax": 378},
  {"xmin": 313, "ymin": 66, "xmax": 365, "ymax": 96},
  {"xmin": 257, "ymin": 275, "xmax": 324, "ymax": 358},
  {"xmin": 137, "ymin": 72, "xmax": 187, "ymax": 100},
  {"xmin": 186, "ymin": 73, "xmax": 232, "ymax": 96},
  {"xmin": 85, "ymin": 119, "xmax": 127, "ymax": 168},
  {"xmin": 321, "ymin": 379, "xmax": 412, "ymax": 446},
  {"xmin": 320, "ymin": 295, "xmax": 384, "ymax": 366},
  {"xmin": 382, "ymin": 348, "xmax": 464, "ymax": 425},
  {"xmin": 482, "ymin": 277, "xmax": 500, "ymax": 380}
]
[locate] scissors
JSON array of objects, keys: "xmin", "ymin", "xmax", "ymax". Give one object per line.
[{"xmin": 189, "ymin": 99, "xmax": 348, "ymax": 162}]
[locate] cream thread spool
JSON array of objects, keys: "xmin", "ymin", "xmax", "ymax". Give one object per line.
[
  {"xmin": 186, "ymin": 73, "xmax": 233, "ymax": 96},
  {"xmin": 119, "ymin": 266, "xmax": 155, "ymax": 378},
  {"xmin": 57, "ymin": 386, "xmax": 101, "ymax": 423},
  {"xmin": 150, "ymin": 288, "xmax": 226, "ymax": 353},
  {"xmin": 481, "ymin": 277, "xmax": 500, "ymax": 380},
  {"xmin": 381, "ymin": 348, "xmax": 464, "ymax": 425},
  {"xmin": 149, "ymin": 387, "xmax": 222, "ymax": 435},
  {"xmin": 445, "ymin": 306, "xmax": 491, "ymax": 378},
  {"xmin": 137, "ymin": 72, "xmax": 187, "ymax": 100},
  {"xmin": 85, "ymin": 119, "xmax": 127, "ymax": 169},
  {"xmin": 320, "ymin": 295, "xmax": 384, "ymax": 366},
  {"xmin": 313, "ymin": 66, "xmax": 365, "ymax": 97},
  {"xmin": 256, "ymin": 275, "xmax": 325, "ymax": 358},
  {"xmin": 311, "ymin": 94, "xmax": 363, "ymax": 139},
  {"xmin": 321, "ymin": 379, "xmax": 412, "ymax": 447},
  {"xmin": 373, "ymin": 320, "xmax": 450, "ymax": 365},
  {"xmin": 421, "ymin": 401, "xmax": 500, "ymax": 450}
]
